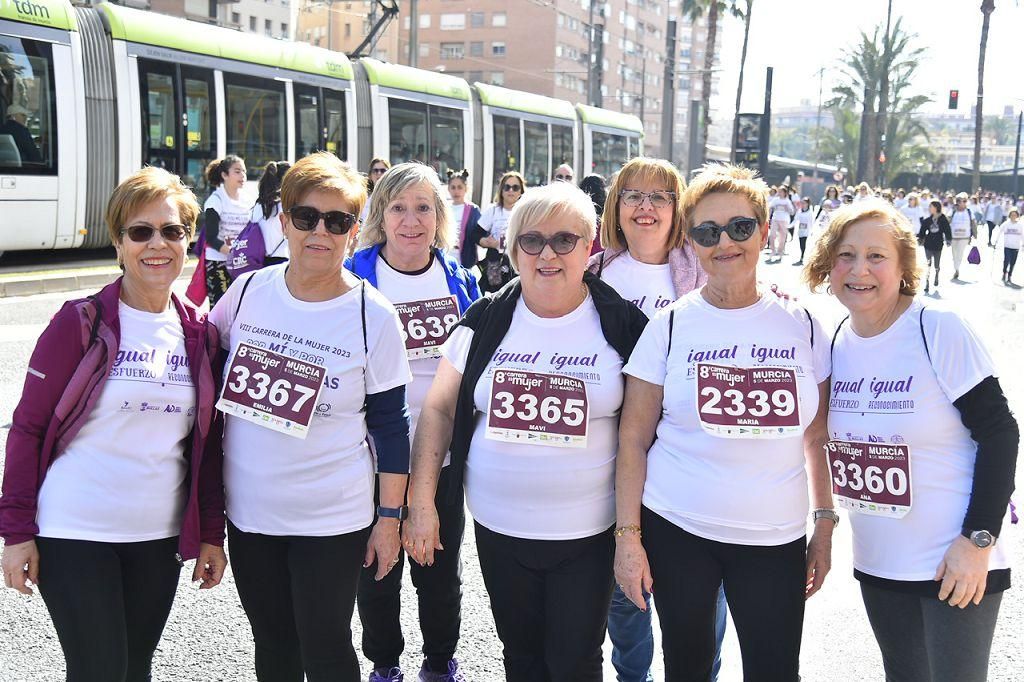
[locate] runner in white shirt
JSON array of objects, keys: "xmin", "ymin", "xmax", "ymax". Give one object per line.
[
  {"xmin": 804, "ymin": 198, "xmax": 1017, "ymax": 682},
  {"xmin": 209, "ymin": 153, "xmax": 412, "ymax": 682},
  {"xmin": 345, "ymin": 163, "xmax": 480, "ymax": 682},
  {"xmin": 202, "ymin": 155, "xmax": 251, "ymax": 306},
  {"xmin": 477, "ymin": 171, "xmax": 525, "ymax": 293},
  {"xmin": 791, "ymin": 197, "xmax": 814, "ymax": 265},
  {"xmin": 992, "ymin": 208, "xmax": 1022, "ymax": 284},
  {"xmin": 249, "ymin": 160, "xmax": 292, "ymax": 267},
  {"xmin": 767, "ymin": 186, "xmax": 795, "ymax": 262},
  {"xmin": 615, "ymin": 164, "xmax": 834, "ymax": 682},
  {"xmin": 404, "ymin": 183, "xmax": 648, "ymax": 680},
  {"xmin": 948, "ymin": 192, "xmax": 976, "ymax": 280},
  {"xmin": 445, "ymin": 168, "xmax": 483, "ymax": 271}
]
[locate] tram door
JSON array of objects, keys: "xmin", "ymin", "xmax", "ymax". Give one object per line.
[
  {"xmin": 138, "ymin": 59, "xmax": 217, "ymax": 196},
  {"xmin": 293, "ymin": 85, "xmax": 348, "ymax": 161}
]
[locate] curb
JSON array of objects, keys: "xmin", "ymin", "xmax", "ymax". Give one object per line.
[{"xmin": 0, "ymin": 262, "xmax": 198, "ymax": 299}]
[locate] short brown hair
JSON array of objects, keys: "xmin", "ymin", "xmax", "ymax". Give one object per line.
[
  {"xmin": 680, "ymin": 163, "xmax": 769, "ymax": 228},
  {"xmin": 281, "ymin": 152, "xmax": 366, "ymax": 217},
  {"xmin": 803, "ymin": 198, "xmax": 920, "ymax": 296},
  {"xmin": 601, "ymin": 157, "xmax": 687, "ymax": 251},
  {"xmin": 105, "ymin": 167, "xmax": 200, "ymax": 245}
]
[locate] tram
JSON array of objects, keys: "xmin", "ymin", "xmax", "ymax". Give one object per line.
[{"xmin": 0, "ymin": 0, "xmax": 643, "ymax": 254}]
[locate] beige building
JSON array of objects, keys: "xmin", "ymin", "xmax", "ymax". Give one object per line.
[
  {"xmin": 295, "ymin": 0, "xmax": 399, "ymax": 59},
  {"xmin": 103, "ymin": 0, "xmax": 294, "ymax": 39}
]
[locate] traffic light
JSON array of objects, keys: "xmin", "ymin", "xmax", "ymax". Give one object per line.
[{"xmin": 948, "ymin": 89, "xmax": 959, "ymax": 110}]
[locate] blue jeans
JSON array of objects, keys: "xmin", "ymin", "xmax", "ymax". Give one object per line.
[{"xmin": 609, "ymin": 583, "xmax": 728, "ymax": 681}]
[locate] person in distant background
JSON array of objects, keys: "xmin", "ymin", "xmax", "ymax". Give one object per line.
[
  {"xmin": 554, "ymin": 163, "xmax": 575, "ymax": 184},
  {"xmin": 0, "ymin": 103, "xmax": 42, "ymax": 164}
]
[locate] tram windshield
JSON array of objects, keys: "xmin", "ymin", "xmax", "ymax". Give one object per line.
[
  {"xmin": 591, "ymin": 131, "xmax": 632, "ymax": 178},
  {"xmin": 0, "ymin": 36, "xmax": 57, "ymax": 175}
]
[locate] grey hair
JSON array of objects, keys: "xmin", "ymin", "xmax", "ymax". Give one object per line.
[
  {"xmin": 506, "ymin": 182, "xmax": 597, "ymax": 272},
  {"xmin": 358, "ymin": 162, "xmax": 453, "ymax": 250}
]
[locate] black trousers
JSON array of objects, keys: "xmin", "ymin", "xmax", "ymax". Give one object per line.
[
  {"xmin": 642, "ymin": 507, "xmax": 806, "ymax": 682},
  {"xmin": 357, "ymin": 466, "xmax": 466, "ymax": 672},
  {"xmin": 1003, "ymin": 247, "xmax": 1018, "ymax": 277},
  {"xmin": 474, "ymin": 522, "xmax": 614, "ymax": 682},
  {"xmin": 798, "ymin": 236, "xmax": 808, "ymax": 259},
  {"xmin": 228, "ymin": 521, "xmax": 371, "ymax": 682},
  {"xmin": 36, "ymin": 536, "xmax": 181, "ymax": 682}
]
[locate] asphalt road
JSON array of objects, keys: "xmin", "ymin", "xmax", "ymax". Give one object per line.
[{"xmin": 0, "ymin": 244, "xmax": 1021, "ymax": 681}]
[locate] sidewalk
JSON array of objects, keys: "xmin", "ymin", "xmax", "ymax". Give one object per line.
[{"xmin": 0, "ymin": 258, "xmax": 198, "ymax": 298}]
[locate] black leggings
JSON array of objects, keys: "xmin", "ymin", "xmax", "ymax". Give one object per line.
[
  {"xmin": 642, "ymin": 507, "xmax": 806, "ymax": 682},
  {"xmin": 474, "ymin": 522, "xmax": 615, "ymax": 681},
  {"xmin": 1003, "ymin": 248, "xmax": 1018, "ymax": 277},
  {"xmin": 798, "ymin": 236, "xmax": 808, "ymax": 260},
  {"xmin": 228, "ymin": 521, "xmax": 371, "ymax": 682},
  {"xmin": 925, "ymin": 248, "xmax": 942, "ymax": 277},
  {"xmin": 358, "ymin": 466, "xmax": 466, "ymax": 672},
  {"xmin": 36, "ymin": 536, "xmax": 181, "ymax": 682}
]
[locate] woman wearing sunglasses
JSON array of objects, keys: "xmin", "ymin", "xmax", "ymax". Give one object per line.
[
  {"xmin": 0, "ymin": 167, "xmax": 227, "ymax": 680},
  {"xmin": 614, "ymin": 164, "xmax": 834, "ymax": 681},
  {"xmin": 476, "ymin": 171, "xmax": 526, "ymax": 293},
  {"xmin": 344, "ymin": 163, "xmax": 479, "ymax": 682},
  {"xmin": 208, "ymin": 152, "xmax": 412, "ymax": 682}
]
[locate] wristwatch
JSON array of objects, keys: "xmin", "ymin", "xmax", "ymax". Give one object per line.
[
  {"xmin": 812, "ymin": 508, "xmax": 840, "ymax": 526},
  {"xmin": 963, "ymin": 529, "xmax": 995, "ymax": 548},
  {"xmin": 377, "ymin": 505, "xmax": 409, "ymax": 520}
]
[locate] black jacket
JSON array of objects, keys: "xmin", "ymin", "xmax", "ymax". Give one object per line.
[
  {"xmin": 918, "ymin": 213, "xmax": 952, "ymax": 251},
  {"xmin": 444, "ymin": 271, "xmax": 649, "ymax": 501}
]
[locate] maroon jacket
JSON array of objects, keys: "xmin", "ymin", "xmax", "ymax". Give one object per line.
[{"xmin": 0, "ymin": 279, "xmax": 225, "ymax": 561}]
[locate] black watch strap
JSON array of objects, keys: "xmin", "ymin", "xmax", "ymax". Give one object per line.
[{"xmin": 377, "ymin": 505, "xmax": 408, "ymax": 520}]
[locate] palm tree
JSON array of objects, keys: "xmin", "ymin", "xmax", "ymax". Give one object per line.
[
  {"xmin": 683, "ymin": 0, "xmax": 743, "ymax": 166},
  {"xmin": 973, "ymin": 0, "xmax": 995, "ymax": 191},
  {"xmin": 729, "ymin": 0, "xmax": 754, "ymax": 162},
  {"xmin": 984, "ymin": 115, "xmax": 1014, "ymax": 146}
]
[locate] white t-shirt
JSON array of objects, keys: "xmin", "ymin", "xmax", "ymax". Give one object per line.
[
  {"xmin": 624, "ymin": 290, "xmax": 830, "ymax": 546},
  {"xmin": 792, "ymin": 209, "xmax": 814, "ymax": 238},
  {"xmin": 249, "ymin": 203, "xmax": 289, "ymax": 261},
  {"xmin": 899, "ymin": 203, "xmax": 923, "ymax": 228},
  {"xmin": 374, "ymin": 255, "xmax": 455, "ymax": 467},
  {"xmin": 37, "ymin": 302, "xmax": 195, "ymax": 542},
  {"xmin": 441, "ymin": 295, "xmax": 624, "ymax": 540},
  {"xmin": 768, "ymin": 196, "xmax": 794, "ymax": 224},
  {"xmin": 599, "ymin": 250, "xmax": 675, "ymax": 318},
  {"xmin": 949, "ymin": 209, "xmax": 972, "ymax": 239},
  {"xmin": 450, "ymin": 202, "xmax": 467, "ymax": 259},
  {"xmin": 479, "ymin": 205, "xmax": 512, "ymax": 248},
  {"xmin": 209, "ymin": 265, "xmax": 412, "ymax": 536},
  {"xmin": 205, "ymin": 187, "xmax": 253, "ymax": 262},
  {"xmin": 828, "ymin": 299, "xmax": 1010, "ymax": 580},
  {"xmin": 994, "ymin": 219, "xmax": 1023, "ymax": 250}
]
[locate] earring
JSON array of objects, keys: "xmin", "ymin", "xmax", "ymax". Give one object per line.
[
  {"xmin": 826, "ymin": 285, "xmax": 833, "ymax": 295},
  {"xmin": 900, "ymin": 278, "xmax": 908, "ymax": 290}
]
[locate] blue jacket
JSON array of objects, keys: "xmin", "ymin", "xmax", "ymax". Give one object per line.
[{"xmin": 345, "ymin": 244, "xmax": 480, "ymax": 314}]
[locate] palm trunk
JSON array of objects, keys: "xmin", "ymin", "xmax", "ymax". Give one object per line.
[
  {"xmin": 856, "ymin": 85, "xmax": 875, "ymax": 183},
  {"xmin": 873, "ymin": 0, "xmax": 894, "ymax": 186},
  {"xmin": 973, "ymin": 0, "xmax": 995, "ymax": 192},
  {"xmin": 699, "ymin": 1, "xmax": 718, "ymax": 165},
  {"xmin": 730, "ymin": 0, "xmax": 754, "ymax": 162}
]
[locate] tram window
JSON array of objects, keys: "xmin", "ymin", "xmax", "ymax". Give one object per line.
[
  {"xmin": 144, "ymin": 72, "xmax": 176, "ymax": 162},
  {"xmin": 324, "ymin": 91, "xmax": 346, "ymax": 159},
  {"xmin": 225, "ymin": 76, "xmax": 286, "ymax": 179},
  {"xmin": 184, "ymin": 77, "xmax": 214, "ymax": 193},
  {"xmin": 0, "ymin": 37, "xmax": 57, "ymax": 175},
  {"xmin": 551, "ymin": 124, "xmax": 573, "ymax": 169},
  {"xmin": 491, "ymin": 115, "xmax": 519, "ymax": 183},
  {"xmin": 591, "ymin": 131, "xmax": 628, "ymax": 178},
  {"xmin": 389, "ymin": 99, "xmax": 427, "ymax": 164},
  {"xmin": 428, "ymin": 104, "xmax": 463, "ymax": 176},
  {"xmin": 523, "ymin": 121, "xmax": 548, "ymax": 186},
  {"xmin": 296, "ymin": 90, "xmax": 319, "ymax": 157}
]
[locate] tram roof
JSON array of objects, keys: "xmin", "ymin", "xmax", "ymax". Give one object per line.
[
  {"xmin": 360, "ymin": 58, "xmax": 471, "ymax": 102},
  {"xmin": 0, "ymin": 0, "xmax": 77, "ymax": 31},
  {"xmin": 98, "ymin": 3, "xmax": 353, "ymax": 81},
  {"xmin": 575, "ymin": 104, "xmax": 644, "ymax": 135},
  {"xmin": 474, "ymin": 83, "xmax": 576, "ymax": 122}
]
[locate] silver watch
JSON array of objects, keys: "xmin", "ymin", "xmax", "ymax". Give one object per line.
[
  {"xmin": 812, "ymin": 508, "xmax": 840, "ymax": 526},
  {"xmin": 968, "ymin": 530, "xmax": 995, "ymax": 548}
]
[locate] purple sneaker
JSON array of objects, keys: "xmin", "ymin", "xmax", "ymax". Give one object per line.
[
  {"xmin": 369, "ymin": 667, "xmax": 404, "ymax": 682},
  {"xmin": 418, "ymin": 658, "xmax": 466, "ymax": 682}
]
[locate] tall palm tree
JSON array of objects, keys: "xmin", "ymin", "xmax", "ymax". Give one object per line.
[
  {"xmin": 973, "ymin": 0, "xmax": 995, "ymax": 192},
  {"xmin": 729, "ymin": 0, "xmax": 754, "ymax": 162},
  {"xmin": 869, "ymin": 0, "xmax": 894, "ymax": 185}
]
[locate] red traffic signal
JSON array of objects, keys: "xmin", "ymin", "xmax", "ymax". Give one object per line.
[{"xmin": 948, "ymin": 89, "xmax": 959, "ymax": 110}]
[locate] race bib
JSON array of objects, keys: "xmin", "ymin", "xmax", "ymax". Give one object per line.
[
  {"xmin": 826, "ymin": 440, "xmax": 911, "ymax": 518},
  {"xmin": 486, "ymin": 369, "xmax": 589, "ymax": 448},
  {"xmin": 695, "ymin": 363, "xmax": 800, "ymax": 438},
  {"xmin": 394, "ymin": 296, "xmax": 460, "ymax": 360},
  {"xmin": 217, "ymin": 343, "xmax": 326, "ymax": 439}
]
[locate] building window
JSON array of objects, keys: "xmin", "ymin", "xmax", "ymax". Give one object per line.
[
  {"xmin": 345, "ymin": 23, "xmax": 351, "ymax": 37},
  {"xmin": 419, "ymin": 43, "xmax": 430, "ymax": 57},
  {"xmin": 440, "ymin": 42, "xmax": 465, "ymax": 60},
  {"xmin": 490, "ymin": 71, "xmax": 504, "ymax": 86},
  {"xmin": 470, "ymin": 11, "xmax": 484, "ymax": 28},
  {"xmin": 231, "ymin": 11, "xmax": 240, "ymax": 23},
  {"xmin": 492, "ymin": 41, "xmax": 506, "ymax": 57},
  {"xmin": 440, "ymin": 13, "xmax": 465, "ymax": 30},
  {"xmin": 492, "ymin": 12, "xmax": 507, "ymax": 27},
  {"xmin": 249, "ymin": 16, "xmax": 256, "ymax": 31},
  {"xmin": 281, "ymin": 22, "xmax": 287, "ymax": 36},
  {"xmin": 470, "ymin": 41, "xmax": 483, "ymax": 57},
  {"xmin": 469, "ymin": 70, "xmax": 484, "ymax": 83},
  {"xmin": 264, "ymin": 19, "xmax": 271, "ymax": 35},
  {"xmin": 419, "ymin": 13, "xmax": 431, "ymax": 28}
]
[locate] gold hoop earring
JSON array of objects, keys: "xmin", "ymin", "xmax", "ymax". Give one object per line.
[
  {"xmin": 826, "ymin": 285, "xmax": 833, "ymax": 295},
  {"xmin": 900, "ymin": 278, "xmax": 908, "ymax": 290}
]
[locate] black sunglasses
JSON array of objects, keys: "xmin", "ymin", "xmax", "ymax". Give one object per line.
[
  {"xmin": 516, "ymin": 231, "xmax": 583, "ymax": 256},
  {"xmin": 688, "ymin": 217, "xmax": 759, "ymax": 247},
  {"xmin": 287, "ymin": 205, "xmax": 358, "ymax": 235},
  {"xmin": 370, "ymin": 167, "xmax": 388, "ymax": 175},
  {"xmin": 121, "ymin": 224, "xmax": 190, "ymax": 243},
  {"xmin": 503, "ymin": 183, "xmax": 523, "ymax": 192},
  {"xmin": 554, "ymin": 173, "xmax": 573, "ymax": 180}
]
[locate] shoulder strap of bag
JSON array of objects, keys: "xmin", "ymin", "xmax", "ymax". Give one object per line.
[
  {"xmin": 234, "ymin": 271, "xmax": 255, "ymax": 321},
  {"xmin": 597, "ymin": 250, "xmax": 606, "ymax": 278},
  {"xmin": 803, "ymin": 306, "xmax": 815, "ymax": 348},
  {"xmin": 361, "ymin": 281, "xmax": 368, "ymax": 355},
  {"xmin": 830, "ymin": 315, "xmax": 849, "ymax": 353},
  {"xmin": 919, "ymin": 306, "xmax": 931, "ymax": 363},
  {"xmin": 667, "ymin": 309, "xmax": 675, "ymax": 357}
]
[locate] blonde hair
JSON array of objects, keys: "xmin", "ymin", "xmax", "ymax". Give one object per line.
[
  {"xmin": 601, "ymin": 157, "xmax": 687, "ymax": 251},
  {"xmin": 494, "ymin": 170, "xmax": 527, "ymax": 207},
  {"xmin": 358, "ymin": 162, "xmax": 452, "ymax": 251},
  {"xmin": 105, "ymin": 166, "xmax": 200, "ymax": 244},
  {"xmin": 506, "ymin": 182, "xmax": 596, "ymax": 272},
  {"xmin": 280, "ymin": 152, "xmax": 366, "ymax": 217},
  {"xmin": 680, "ymin": 163, "xmax": 770, "ymax": 228},
  {"xmin": 803, "ymin": 197, "xmax": 920, "ymax": 296}
]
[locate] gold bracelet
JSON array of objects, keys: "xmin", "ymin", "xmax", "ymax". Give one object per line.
[{"xmin": 614, "ymin": 524, "xmax": 642, "ymax": 538}]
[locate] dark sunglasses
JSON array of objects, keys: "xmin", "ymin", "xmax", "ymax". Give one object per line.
[
  {"xmin": 688, "ymin": 217, "xmax": 759, "ymax": 248},
  {"xmin": 121, "ymin": 224, "xmax": 190, "ymax": 243},
  {"xmin": 503, "ymin": 183, "xmax": 523, "ymax": 192},
  {"xmin": 554, "ymin": 174, "xmax": 573, "ymax": 181},
  {"xmin": 288, "ymin": 205, "xmax": 358, "ymax": 235},
  {"xmin": 370, "ymin": 167, "xmax": 388, "ymax": 175},
  {"xmin": 516, "ymin": 231, "xmax": 583, "ymax": 256}
]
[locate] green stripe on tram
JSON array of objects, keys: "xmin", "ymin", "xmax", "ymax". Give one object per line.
[
  {"xmin": 0, "ymin": 0, "xmax": 77, "ymax": 31},
  {"xmin": 98, "ymin": 2, "xmax": 353, "ymax": 81},
  {"xmin": 360, "ymin": 58, "xmax": 471, "ymax": 102},
  {"xmin": 576, "ymin": 104, "xmax": 644, "ymax": 135},
  {"xmin": 474, "ymin": 83, "xmax": 575, "ymax": 121}
]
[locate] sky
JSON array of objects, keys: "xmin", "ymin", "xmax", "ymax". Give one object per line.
[{"xmin": 710, "ymin": 0, "xmax": 1022, "ymax": 118}]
